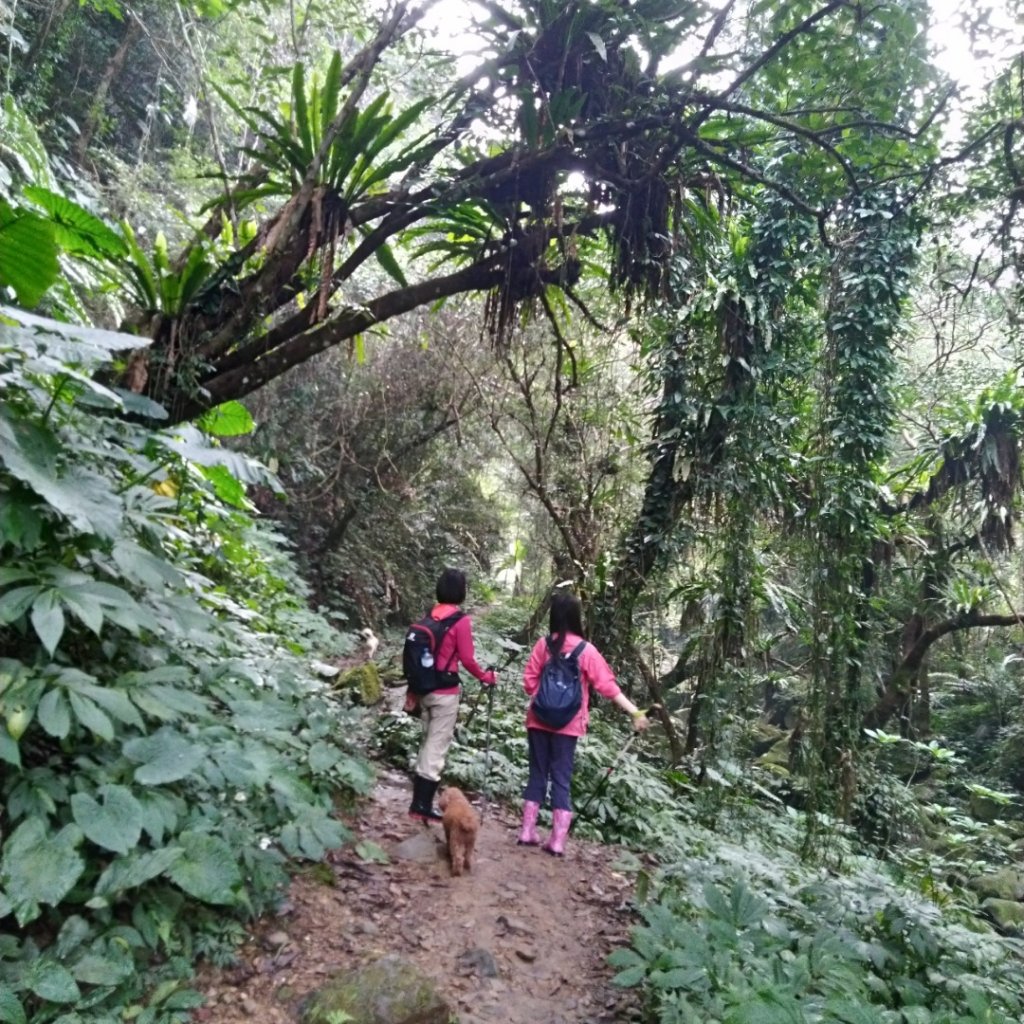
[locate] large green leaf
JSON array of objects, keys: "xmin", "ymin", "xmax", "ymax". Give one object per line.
[
  {"xmin": 111, "ymin": 540, "xmax": 183, "ymax": 589},
  {"xmin": 198, "ymin": 400, "xmax": 255, "ymax": 437},
  {"xmin": 0, "ymin": 820, "xmax": 84, "ymax": 926},
  {"xmin": 136, "ymin": 790, "xmax": 180, "ymax": 845},
  {"xmin": 21, "ymin": 186, "xmax": 127, "ymax": 260},
  {"xmin": 81, "ymin": 683, "xmax": 143, "ymax": 727},
  {"xmin": 123, "ymin": 728, "xmax": 204, "ymax": 784},
  {"xmin": 0, "ymin": 202, "xmax": 58, "ymax": 306},
  {"xmin": 30, "ymin": 589, "xmax": 66, "ymax": 655},
  {"xmin": 71, "ymin": 785, "xmax": 144, "ymax": 855},
  {"xmin": 166, "ymin": 832, "xmax": 241, "ymax": 905},
  {"xmin": 0, "ymin": 304, "xmax": 148, "ymax": 363},
  {"xmin": 0, "ymin": 986, "xmax": 26, "ymax": 1024},
  {"xmin": 36, "ymin": 689, "xmax": 71, "ymax": 739},
  {"xmin": 0, "ymin": 493, "xmax": 43, "ymax": 550},
  {"xmin": 68, "ymin": 691, "xmax": 114, "ymax": 741},
  {"xmin": 292, "ymin": 62, "xmax": 314, "ymax": 164},
  {"xmin": 374, "ymin": 241, "xmax": 408, "ymax": 287},
  {"xmin": 0, "ymin": 732, "xmax": 20, "ymax": 768},
  {"xmin": 71, "ymin": 949, "xmax": 134, "ymax": 987},
  {"xmin": 0, "ymin": 584, "xmax": 42, "ymax": 624},
  {"xmin": 24, "ymin": 960, "xmax": 80, "ymax": 1004},
  {"xmin": 94, "ymin": 846, "xmax": 183, "ymax": 898},
  {"xmin": 133, "ymin": 684, "xmax": 211, "ymax": 720},
  {"xmin": 0, "ymin": 409, "xmax": 121, "ymax": 537},
  {"xmin": 201, "ymin": 464, "xmax": 247, "ymax": 507},
  {"xmin": 157, "ymin": 426, "xmax": 280, "ymax": 490}
]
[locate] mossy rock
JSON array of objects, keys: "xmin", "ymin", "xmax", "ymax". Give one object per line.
[
  {"xmin": 874, "ymin": 743, "xmax": 931, "ymax": 784},
  {"xmin": 756, "ymin": 736, "xmax": 792, "ymax": 772},
  {"xmin": 969, "ymin": 790, "xmax": 1011, "ymax": 823},
  {"xmin": 301, "ymin": 954, "xmax": 452, "ymax": 1024},
  {"xmin": 336, "ymin": 663, "xmax": 383, "ymax": 705},
  {"xmin": 750, "ymin": 722, "xmax": 787, "ymax": 757},
  {"xmin": 969, "ymin": 867, "xmax": 1024, "ymax": 902},
  {"xmin": 982, "ymin": 898, "xmax": 1024, "ymax": 935}
]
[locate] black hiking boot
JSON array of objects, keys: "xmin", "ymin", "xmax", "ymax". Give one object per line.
[{"xmin": 409, "ymin": 775, "xmax": 442, "ymax": 823}]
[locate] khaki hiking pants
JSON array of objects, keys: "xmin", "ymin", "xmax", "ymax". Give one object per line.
[{"xmin": 416, "ymin": 692, "xmax": 460, "ymax": 781}]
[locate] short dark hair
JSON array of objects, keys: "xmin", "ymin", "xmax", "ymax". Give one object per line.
[
  {"xmin": 549, "ymin": 591, "xmax": 584, "ymax": 638},
  {"xmin": 436, "ymin": 568, "xmax": 467, "ymax": 605}
]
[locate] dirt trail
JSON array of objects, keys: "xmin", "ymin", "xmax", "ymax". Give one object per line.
[{"xmin": 196, "ymin": 766, "xmax": 643, "ymax": 1024}]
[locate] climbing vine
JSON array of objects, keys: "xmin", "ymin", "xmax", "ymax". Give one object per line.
[{"xmin": 805, "ymin": 194, "xmax": 922, "ymax": 832}]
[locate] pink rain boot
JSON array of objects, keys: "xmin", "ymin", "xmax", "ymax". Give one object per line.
[
  {"xmin": 517, "ymin": 800, "xmax": 541, "ymax": 846},
  {"xmin": 543, "ymin": 808, "xmax": 573, "ymax": 856}
]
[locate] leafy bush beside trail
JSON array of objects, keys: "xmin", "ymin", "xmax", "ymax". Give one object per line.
[{"xmin": 0, "ymin": 315, "xmax": 373, "ymax": 1023}]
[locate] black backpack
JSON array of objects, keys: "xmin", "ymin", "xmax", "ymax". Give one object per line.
[
  {"xmin": 531, "ymin": 639, "xmax": 587, "ymax": 729},
  {"xmin": 403, "ymin": 611, "xmax": 464, "ymax": 695}
]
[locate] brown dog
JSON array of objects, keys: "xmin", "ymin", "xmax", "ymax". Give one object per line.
[{"xmin": 438, "ymin": 786, "xmax": 479, "ymax": 877}]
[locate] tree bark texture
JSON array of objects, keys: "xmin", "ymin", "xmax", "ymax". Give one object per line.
[
  {"xmin": 21, "ymin": 0, "xmax": 74, "ymax": 75},
  {"xmin": 863, "ymin": 612, "xmax": 1024, "ymax": 730},
  {"xmin": 74, "ymin": 15, "xmax": 142, "ymax": 164}
]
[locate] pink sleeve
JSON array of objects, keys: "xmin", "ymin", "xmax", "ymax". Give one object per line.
[
  {"xmin": 453, "ymin": 616, "xmax": 489, "ymax": 681},
  {"xmin": 581, "ymin": 644, "xmax": 621, "ymax": 700},
  {"xmin": 522, "ymin": 638, "xmax": 548, "ymax": 696}
]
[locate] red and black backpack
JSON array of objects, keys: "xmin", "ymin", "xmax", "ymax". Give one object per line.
[{"xmin": 402, "ymin": 611, "xmax": 464, "ymax": 695}]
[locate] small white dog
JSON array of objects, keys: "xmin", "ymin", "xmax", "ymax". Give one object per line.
[{"xmin": 357, "ymin": 627, "xmax": 379, "ymax": 660}]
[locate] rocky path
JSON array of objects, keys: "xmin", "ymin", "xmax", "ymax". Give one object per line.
[{"xmin": 196, "ymin": 767, "xmax": 643, "ymax": 1024}]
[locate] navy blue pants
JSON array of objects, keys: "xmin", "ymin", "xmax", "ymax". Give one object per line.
[{"xmin": 524, "ymin": 728, "xmax": 578, "ymax": 811}]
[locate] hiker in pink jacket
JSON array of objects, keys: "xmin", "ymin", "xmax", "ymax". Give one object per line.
[
  {"xmin": 518, "ymin": 592, "xmax": 649, "ymax": 856},
  {"xmin": 408, "ymin": 568, "xmax": 496, "ymax": 822}
]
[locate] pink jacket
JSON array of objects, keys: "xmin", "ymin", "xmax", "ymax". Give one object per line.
[
  {"xmin": 523, "ymin": 632, "xmax": 621, "ymax": 737},
  {"xmin": 431, "ymin": 604, "xmax": 491, "ymax": 693}
]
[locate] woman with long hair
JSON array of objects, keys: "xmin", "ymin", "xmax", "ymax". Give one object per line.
[{"xmin": 519, "ymin": 591, "xmax": 648, "ymax": 855}]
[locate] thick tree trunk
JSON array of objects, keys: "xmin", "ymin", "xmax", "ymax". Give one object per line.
[
  {"xmin": 863, "ymin": 612, "xmax": 1024, "ymax": 730},
  {"xmin": 74, "ymin": 15, "xmax": 142, "ymax": 164},
  {"xmin": 594, "ymin": 296, "xmax": 756, "ymax": 660},
  {"xmin": 21, "ymin": 0, "xmax": 74, "ymax": 74},
  {"xmin": 899, "ymin": 611, "xmax": 928, "ymax": 737},
  {"xmin": 157, "ymin": 255, "xmax": 579, "ymax": 423},
  {"xmin": 635, "ymin": 650, "xmax": 684, "ymax": 763}
]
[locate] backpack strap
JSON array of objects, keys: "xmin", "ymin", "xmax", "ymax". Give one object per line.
[
  {"xmin": 546, "ymin": 638, "xmax": 587, "ymax": 663},
  {"xmin": 435, "ymin": 611, "xmax": 465, "ymax": 673}
]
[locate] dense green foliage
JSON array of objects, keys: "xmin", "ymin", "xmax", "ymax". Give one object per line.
[
  {"xmin": 4, "ymin": 0, "xmax": 1024, "ymax": 1022},
  {"xmin": 0, "ymin": 313, "xmax": 373, "ymax": 1021}
]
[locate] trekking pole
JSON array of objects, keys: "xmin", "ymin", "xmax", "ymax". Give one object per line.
[
  {"xmin": 462, "ymin": 648, "xmax": 518, "ymax": 733},
  {"xmin": 574, "ymin": 705, "xmax": 661, "ymax": 823},
  {"xmin": 481, "ymin": 680, "xmax": 495, "ymax": 821},
  {"xmin": 575, "ymin": 731, "xmax": 640, "ymax": 821}
]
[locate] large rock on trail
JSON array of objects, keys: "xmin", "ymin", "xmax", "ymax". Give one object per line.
[
  {"xmin": 982, "ymin": 898, "xmax": 1024, "ymax": 935},
  {"xmin": 301, "ymin": 954, "xmax": 452, "ymax": 1024},
  {"xmin": 969, "ymin": 867, "xmax": 1024, "ymax": 902},
  {"xmin": 336, "ymin": 663, "xmax": 383, "ymax": 705}
]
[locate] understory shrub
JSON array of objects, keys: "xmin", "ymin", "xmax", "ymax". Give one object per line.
[
  {"xmin": 0, "ymin": 314, "xmax": 372, "ymax": 1022},
  {"xmin": 612, "ymin": 861, "xmax": 1024, "ymax": 1024}
]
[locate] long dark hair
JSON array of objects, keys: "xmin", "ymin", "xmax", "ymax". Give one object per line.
[{"xmin": 547, "ymin": 591, "xmax": 584, "ymax": 653}]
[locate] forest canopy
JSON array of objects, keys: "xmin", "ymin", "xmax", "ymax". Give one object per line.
[{"xmin": 3, "ymin": 0, "xmax": 1024, "ymax": 1022}]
